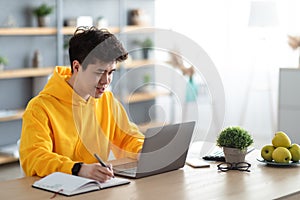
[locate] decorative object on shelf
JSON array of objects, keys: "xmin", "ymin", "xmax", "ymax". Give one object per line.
[
  {"xmin": 64, "ymin": 18, "xmax": 77, "ymax": 27},
  {"xmin": 143, "ymin": 73, "xmax": 151, "ymax": 84},
  {"xmin": 169, "ymin": 51, "xmax": 195, "ymax": 77},
  {"xmin": 185, "ymin": 76, "xmax": 198, "ymax": 103},
  {"xmin": 133, "ymin": 37, "xmax": 153, "ymax": 59},
  {"xmin": 141, "ymin": 73, "xmax": 153, "ymax": 92},
  {"xmin": 97, "ymin": 16, "xmax": 108, "ymax": 28},
  {"xmin": 0, "ymin": 56, "xmax": 8, "ymax": 71},
  {"xmin": 169, "ymin": 51, "xmax": 197, "ymax": 102},
  {"xmin": 288, "ymin": 35, "xmax": 300, "ymax": 68},
  {"xmin": 77, "ymin": 16, "xmax": 93, "ymax": 27},
  {"xmin": 128, "ymin": 9, "xmax": 150, "ymax": 26},
  {"xmin": 32, "ymin": 3, "xmax": 54, "ymax": 27},
  {"xmin": 3, "ymin": 15, "xmax": 17, "ymax": 27},
  {"xmin": 141, "ymin": 38, "xmax": 153, "ymax": 59},
  {"xmin": 216, "ymin": 126, "xmax": 254, "ymax": 163},
  {"xmin": 32, "ymin": 50, "xmax": 42, "ymax": 68}
]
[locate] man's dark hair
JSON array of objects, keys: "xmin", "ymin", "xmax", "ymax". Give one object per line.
[{"xmin": 69, "ymin": 26, "xmax": 128, "ymax": 72}]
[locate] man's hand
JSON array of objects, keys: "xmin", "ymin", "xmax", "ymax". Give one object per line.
[{"xmin": 78, "ymin": 163, "xmax": 114, "ymax": 183}]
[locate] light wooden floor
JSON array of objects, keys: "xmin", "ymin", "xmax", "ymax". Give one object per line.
[{"xmin": 0, "ymin": 161, "xmax": 22, "ymax": 181}]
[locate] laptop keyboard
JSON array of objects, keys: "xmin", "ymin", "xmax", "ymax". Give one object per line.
[
  {"xmin": 113, "ymin": 162, "xmax": 138, "ymax": 175},
  {"xmin": 114, "ymin": 167, "xmax": 137, "ymax": 174},
  {"xmin": 202, "ymin": 146, "xmax": 255, "ymax": 162}
]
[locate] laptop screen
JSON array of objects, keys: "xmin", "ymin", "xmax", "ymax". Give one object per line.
[{"xmin": 113, "ymin": 121, "xmax": 196, "ymax": 178}]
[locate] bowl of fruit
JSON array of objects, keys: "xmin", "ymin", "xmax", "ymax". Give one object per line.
[{"xmin": 258, "ymin": 131, "xmax": 300, "ymax": 166}]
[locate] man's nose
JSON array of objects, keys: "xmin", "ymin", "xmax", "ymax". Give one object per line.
[{"xmin": 100, "ymin": 72, "xmax": 109, "ymax": 84}]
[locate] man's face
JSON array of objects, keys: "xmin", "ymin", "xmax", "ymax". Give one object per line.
[{"xmin": 74, "ymin": 59, "xmax": 116, "ymax": 99}]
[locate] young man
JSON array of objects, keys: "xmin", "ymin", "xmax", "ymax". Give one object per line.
[{"xmin": 19, "ymin": 26, "xmax": 144, "ymax": 182}]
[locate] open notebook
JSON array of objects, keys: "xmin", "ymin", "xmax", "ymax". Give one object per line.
[{"xmin": 32, "ymin": 172, "xmax": 130, "ymax": 196}]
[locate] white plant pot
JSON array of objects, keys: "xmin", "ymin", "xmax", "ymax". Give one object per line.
[
  {"xmin": 0, "ymin": 64, "xmax": 4, "ymax": 71},
  {"xmin": 37, "ymin": 16, "xmax": 50, "ymax": 27},
  {"xmin": 223, "ymin": 147, "xmax": 247, "ymax": 163}
]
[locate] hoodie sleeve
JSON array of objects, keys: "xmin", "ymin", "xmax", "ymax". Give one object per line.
[
  {"xmin": 19, "ymin": 99, "xmax": 75, "ymax": 177},
  {"xmin": 106, "ymin": 93, "xmax": 145, "ymax": 159}
]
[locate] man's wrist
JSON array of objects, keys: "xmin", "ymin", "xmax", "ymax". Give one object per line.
[{"xmin": 72, "ymin": 162, "xmax": 83, "ymax": 176}]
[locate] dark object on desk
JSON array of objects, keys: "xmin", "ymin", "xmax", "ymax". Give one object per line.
[
  {"xmin": 202, "ymin": 146, "xmax": 255, "ymax": 162},
  {"xmin": 217, "ymin": 162, "xmax": 251, "ymax": 172},
  {"xmin": 202, "ymin": 155, "xmax": 226, "ymax": 162}
]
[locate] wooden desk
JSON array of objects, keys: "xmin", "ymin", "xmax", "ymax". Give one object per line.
[{"xmin": 1, "ymin": 143, "xmax": 300, "ymax": 200}]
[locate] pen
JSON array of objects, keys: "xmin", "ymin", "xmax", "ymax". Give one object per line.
[{"xmin": 94, "ymin": 153, "xmax": 115, "ymax": 178}]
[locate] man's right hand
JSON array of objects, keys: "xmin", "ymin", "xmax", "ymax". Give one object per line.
[{"xmin": 78, "ymin": 163, "xmax": 114, "ymax": 183}]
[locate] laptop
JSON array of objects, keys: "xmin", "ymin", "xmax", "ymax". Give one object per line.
[{"xmin": 113, "ymin": 121, "xmax": 196, "ymax": 179}]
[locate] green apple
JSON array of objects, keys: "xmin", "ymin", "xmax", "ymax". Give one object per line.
[
  {"xmin": 272, "ymin": 147, "xmax": 292, "ymax": 163},
  {"xmin": 261, "ymin": 145, "xmax": 275, "ymax": 161},
  {"xmin": 272, "ymin": 131, "xmax": 291, "ymax": 148},
  {"xmin": 289, "ymin": 143, "xmax": 300, "ymax": 162}
]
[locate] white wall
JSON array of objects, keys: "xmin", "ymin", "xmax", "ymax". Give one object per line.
[{"xmin": 155, "ymin": 0, "xmax": 300, "ymax": 147}]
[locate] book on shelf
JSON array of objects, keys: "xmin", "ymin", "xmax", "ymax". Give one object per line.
[
  {"xmin": 0, "ymin": 109, "xmax": 20, "ymax": 118},
  {"xmin": 0, "ymin": 143, "xmax": 18, "ymax": 158},
  {"xmin": 32, "ymin": 172, "xmax": 130, "ymax": 196}
]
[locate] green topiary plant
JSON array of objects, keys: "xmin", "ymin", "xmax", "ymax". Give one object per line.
[
  {"xmin": 33, "ymin": 3, "xmax": 54, "ymax": 17},
  {"xmin": 133, "ymin": 38, "xmax": 153, "ymax": 59},
  {"xmin": 133, "ymin": 37, "xmax": 153, "ymax": 49},
  {"xmin": 216, "ymin": 126, "xmax": 254, "ymax": 151},
  {"xmin": 141, "ymin": 38, "xmax": 153, "ymax": 49},
  {"xmin": 0, "ymin": 56, "xmax": 8, "ymax": 65}
]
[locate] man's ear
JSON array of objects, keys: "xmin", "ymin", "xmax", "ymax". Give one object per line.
[{"xmin": 72, "ymin": 60, "xmax": 81, "ymax": 73}]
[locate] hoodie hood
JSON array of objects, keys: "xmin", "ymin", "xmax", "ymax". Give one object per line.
[{"xmin": 41, "ymin": 66, "xmax": 86, "ymax": 105}]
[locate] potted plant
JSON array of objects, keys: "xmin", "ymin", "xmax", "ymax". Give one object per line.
[
  {"xmin": 0, "ymin": 56, "xmax": 8, "ymax": 71},
  {"xmin": 216, "ymin": 126, "xmax": 254, "ymax": 163},
  {"xmin": 141, "ymin": 73, "xmax": 153, "ymax": 92},
  {"xmin": 33, "ymin": 3, "xmax": 54, "ymax": 27},
  {"xmin": 133, "ymin": 37, "xmax": 153, "ymax": 59}
]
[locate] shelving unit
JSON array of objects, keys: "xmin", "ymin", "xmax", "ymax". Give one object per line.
[
  {"xmin": 0, "ymin": 26, "xmax": 118, "ymax": 36},
  {"xmin": 0, "ymin": 109, "xmax": 24, "ymax": 122},
  {"xmin": 0, "ymin": 1, "xmax": 57, "ymax": 164},
  {"xmin": 124, "ymin": 90, "xmax": 170, "ymax": 104},
  {"xmin": 0, "ymin": 155, "xmax": 18, "ymax": 165},
  {"xmin": 0, "ymin": 67, "xmax": 53, "ymax": 79},
  {"xmin": 0, "ymin": 0, "xmax": 160, "ymax": 164},
  {"xmin": 0, "ymin": 27, "xmax": 57, "ymax": 35},
  {"xmin": 0, "ymin": 66, "xmax": 53, "ymax": 163},
  {"xmin": 122, "ymin": 59, "xmax": 159, "ymax": 69},
  {"xmin": 61, "ymin": 25, "xmax": 144, "ymax": 35}
]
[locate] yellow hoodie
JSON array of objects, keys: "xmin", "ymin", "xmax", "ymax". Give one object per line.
[{"xmin": 20, "ymin": 66, "xmax": 144, "ymax": 177}]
